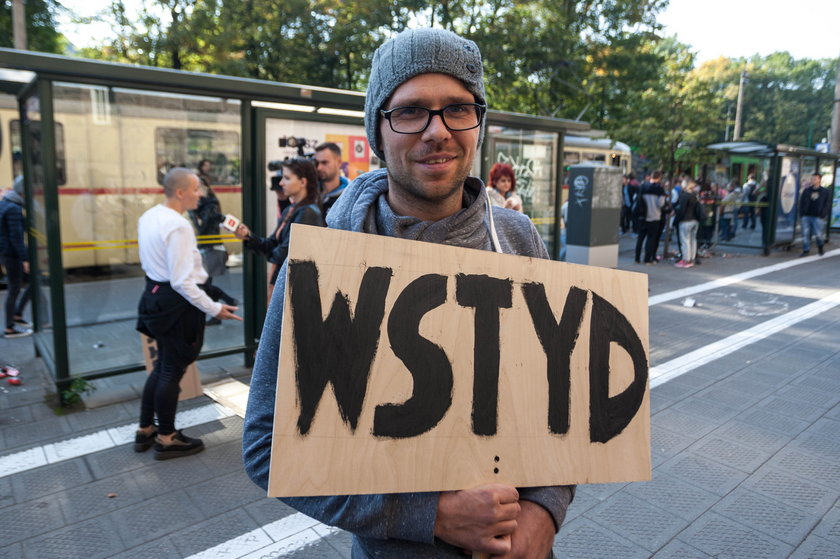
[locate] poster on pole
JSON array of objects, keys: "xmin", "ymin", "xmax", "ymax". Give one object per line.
[{"xmin": 268, "ymin": 226, "xmax": 650, "ymax": 497}]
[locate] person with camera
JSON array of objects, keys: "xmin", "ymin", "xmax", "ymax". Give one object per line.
[{"xmin": 234, "ymin": 157, "xmax": 325, "ymax": 300}]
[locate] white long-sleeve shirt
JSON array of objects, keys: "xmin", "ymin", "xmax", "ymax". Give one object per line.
[{"xmin": 138, "ymin": 203, "xmax": 222, "ymax": 317}]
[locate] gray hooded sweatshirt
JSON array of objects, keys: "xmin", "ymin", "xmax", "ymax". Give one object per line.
[{"xmin": 243, "ymin": 168, "xmax": 573, "ymax": 558}]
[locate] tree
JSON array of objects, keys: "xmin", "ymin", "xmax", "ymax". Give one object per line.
[
  {"xmin": 615, "ymin": 37, "xmax": 722, "ymax": 173},
  {"xmin": 735, "ymin": 53, "xmax": 837, "ymax": 148},
  {"xmin": 0, "ymin": 0, "xmax": 66, "ymax": 53}
]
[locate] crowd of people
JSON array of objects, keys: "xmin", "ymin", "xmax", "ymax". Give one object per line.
[{"xmin": 620, "ymin": 170, "xmax": 786, "ymax": 268}]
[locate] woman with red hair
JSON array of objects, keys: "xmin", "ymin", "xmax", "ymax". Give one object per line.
[{"xmin": 487, "ymin": 162, "xmax": 523, "ymax": 212}]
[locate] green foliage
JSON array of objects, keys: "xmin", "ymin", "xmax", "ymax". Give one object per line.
[
  {"xmin": 735, "ymin": 53, "xmax": 836, "ymax": 147},
  {"xmin": 61, "ymin": 1, "xmax": 837, "ymax": 172},
  {"xmin": 0, "ymin": 0, "xmax": 66, "ymax": 53},
  {"xmin": 60, "ymin": 376, "xmax": 97, "ymax": 408}
]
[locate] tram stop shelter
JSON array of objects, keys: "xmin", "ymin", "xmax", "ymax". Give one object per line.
[
  {"xmin": 706, "ymin": 141, "xmax": 840, "ymax": 255},
  {"xmin": 0, "ymin": 48, "xmax": 589, "ymax": 395}
]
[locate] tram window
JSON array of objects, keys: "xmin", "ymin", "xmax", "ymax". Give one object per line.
[
  {"xmin": 582, "ymin": 152, "xmax": 606, "ymax": 163},
  {"xmin": 610, "ymin": 153, "xmax": 621, "ymax": 167},
  {"xmin": 563, "ymin": 151, "xmax": 581, "ymax": 167},
  {"xmin": 10, "ymin": 120, "xmax": 67, "ymax": 185},
  {"xmin": 155, "ymin": 128, "xmax": 240, "ymax": 185}
]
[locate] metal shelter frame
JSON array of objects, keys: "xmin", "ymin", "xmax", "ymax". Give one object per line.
[
  {"xmin": 0, "ymin": 48, "xmax": 589, "ymax": 393},
  {"xmin": 706, "ymin": 141, "xmax": 839, "ymax": 254}
]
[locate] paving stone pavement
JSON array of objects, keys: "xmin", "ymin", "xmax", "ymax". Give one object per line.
[{"xmin": 1, "ymin": 235, "xmax": 838, "ymax": 558}]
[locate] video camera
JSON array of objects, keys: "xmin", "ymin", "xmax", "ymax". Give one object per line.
[
  {"xmin": 268, "ymin": 136, "xmax": 313, "ymax": 165},
  {"xmin": 268, "ymin": 137, "xmax": 316, "ymax": 189}
]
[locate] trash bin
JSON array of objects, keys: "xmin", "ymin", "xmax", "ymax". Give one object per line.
[{"xmin": 565, "ymin": 164, "xmax": 622, "ymax": 268}]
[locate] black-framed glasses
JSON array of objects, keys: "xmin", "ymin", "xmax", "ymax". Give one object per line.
[{"xmin": 380, "ymin": 103, "xmax": 487, "ymax": 134}]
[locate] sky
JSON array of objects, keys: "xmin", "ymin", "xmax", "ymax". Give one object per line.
[
  {"xmin": 659, "ymin": 0, "xmax": 840, "ymax": 62},
  {"xmin": 58, "ymin": 0, "xmax": 840, "ymax": 63}
]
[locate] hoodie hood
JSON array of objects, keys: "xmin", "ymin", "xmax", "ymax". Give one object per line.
[
  {"xmin": 326, "ymin": 168, "xmax": 492, "ymax": 250},
  {"xmin": 2, "ymin": 189, "xmax": 24, "ymax": 206}
]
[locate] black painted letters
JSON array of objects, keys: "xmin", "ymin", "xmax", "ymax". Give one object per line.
[
  {"xmin": 287, "ymin": 261, "xmax": 646, "ymax": 444},
  {"xmin": 588, "ymin": 292, "xmax": 648, "ymax": 443},
  {"xmin": 522, "ymin": 284, "xmax": 588, "ymax": 435},
  {"xmin": 373, "ymin": 274, "xmax": 453, "ymax": 438},
  {"xmin": 289, "ymin": 260, "xmax": 392, "ymax": 435},
  {"xmin": 455, "ymin": 274, "xmax": 513, "ymax": 436}
]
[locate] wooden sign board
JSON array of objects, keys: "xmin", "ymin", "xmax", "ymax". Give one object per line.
[
  {"xmin": 269, "ymin": 225, "xmax": 650, "ymax": 497},
  {"xmin": 140, "ymin": 334, "xmax": 203, "ymax": 401}
]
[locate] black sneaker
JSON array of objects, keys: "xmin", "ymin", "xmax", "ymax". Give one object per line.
[
  {"xmin": 4, "ymin": 326, "xmax": 32, "ymax": 339},
  {"xmin": 799, "ymin": 251, "xmax": 810, "ymax": 257},
  {"xmin": 13, "ymin": 317, "xmax": 31, "ymax": 327},
  {"xmin": 153, "ymin": 430, "xmax": 204, "ymax": 460},
  {"xmin": 134, "ymin": 428, "xmax": 157, "ymax": 452},
  {"xmin": 818, "ymin": 245, "xmax": 824, "ymax": 256}
]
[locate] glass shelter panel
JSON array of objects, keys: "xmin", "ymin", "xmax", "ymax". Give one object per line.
[
  {"xmin": 484, "ymin": 126, "xmax": 559, "ymax": 255},
  {"xmin": 261, "ymin": 116, "xmax": 374, "ymax": 231},
  {"xmin": 1, "ymin": 93, "xmax": 22, "ymax": 183},
  {"xmin": 22, "ymin": 94, "xmax": 55, "ymax": 358},
  {"xmin": 50, "ymin": 83, "xmax": 244, "ymax": 375}
]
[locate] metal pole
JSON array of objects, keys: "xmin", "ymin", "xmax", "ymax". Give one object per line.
[
  {"xmin": 734, "ymin": 70, "xmax": 747, "ymax": 141},
  {"xmin": 12, "ymin": 0, "xmax": 27, "ymax": 50},
  {"xmin": 830, "ymin": 51, "xmax": 840, "ymax": 154}
]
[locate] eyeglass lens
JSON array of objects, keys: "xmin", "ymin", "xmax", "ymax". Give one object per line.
[{"xmin": 387, "ymin": 104, "xmax": 482, "ymax": 133}]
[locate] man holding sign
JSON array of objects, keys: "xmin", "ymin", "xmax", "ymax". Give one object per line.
[{"xmin": 243, "ymin": 28, "xmax": 573, "ymax": 557}]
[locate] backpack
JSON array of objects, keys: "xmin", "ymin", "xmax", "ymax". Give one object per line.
[
  {"xmin": 632, "ymin": 195, "xmax": 647, "ymax": 219},
  {"xmin": 694, "ymin": 198, "xmax": 706, "ymax": 222}
]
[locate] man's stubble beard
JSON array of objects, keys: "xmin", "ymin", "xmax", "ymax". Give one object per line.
[{"xmin": 385, "ymin": 160, "xmax": 471, "ymax": 207}]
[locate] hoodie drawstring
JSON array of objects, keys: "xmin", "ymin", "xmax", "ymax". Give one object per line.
[{"xmin": 485, "ymin": 199, "xmax": 503, "ymax": 254}]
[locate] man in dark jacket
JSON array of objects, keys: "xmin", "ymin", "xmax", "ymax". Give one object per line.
[
  {"xmin": 243, "ymin": 27, "xmax": 573, "ymax": 559},
  {"xmin": 0, "ymin": 177, "xmax": 32, "ymax": 338},
  {"xmin": 633, "ymin": 171, "xmax": 666, "ymax": 264},
  {"xmin": 799, "ymin": 172, "xmax": 831, "ymax": 256},
  {"xmin": 314, "ymin": 142, "xmax": 350, "ymax": 216}
]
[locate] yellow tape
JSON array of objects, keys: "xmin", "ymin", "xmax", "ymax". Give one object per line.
[{"xmin": 59, "ymin": 234, "xmax": 237, "ymax": 252}]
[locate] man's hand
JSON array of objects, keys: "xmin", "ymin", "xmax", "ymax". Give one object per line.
[
  {"xmin": 22, "ymin": 261, "xmax": 29, "ymax": 274},
  {"xmin": 216, "ymin": 304, "xmax": 242, "ymax": 321},
  {"xmin": 434, "ymin": 484, "xmax": 520, "ymax": 555},
  {"xmin": 494, "ymin": 500, "xmax": 555, "ymax": 559}
]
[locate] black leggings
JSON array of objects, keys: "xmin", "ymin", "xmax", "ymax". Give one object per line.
[
  {"xmin": 137, "ymin": 279, "xmax": 205, "ymax": 435},
  {"xmin": 1, "ymin": 256, "xmax": 30, "ymax": 330},
  {"xmin": 140, "ymin": 332, "xmax": 193, "ymax": 435}
]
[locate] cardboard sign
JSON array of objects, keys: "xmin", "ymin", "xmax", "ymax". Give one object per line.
[
  {"xmin": 269, "ymin": 225, "xmax": 650, "ymax": 497},
  {"xmin": 140, "ymin": 334, "xmax": 203, "ymax": 401}
]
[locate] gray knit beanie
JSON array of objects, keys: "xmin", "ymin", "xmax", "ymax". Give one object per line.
[{"xmin": 365, "ymin": 28, "xmax": 486, "ymax": 161}]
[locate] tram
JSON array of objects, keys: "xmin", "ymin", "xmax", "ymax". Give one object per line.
[
  {"xmin": 563, "ymin": 134, "xmax": 632, "ymax": 175},
  {"xmin": 0, "ymin": 87, "xmax": 243, "ymax": 269}
]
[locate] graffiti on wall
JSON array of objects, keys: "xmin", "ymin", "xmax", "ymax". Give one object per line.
[{"xmin": 496, "ymin": 152, "xmax": 540, "ymax": 201}]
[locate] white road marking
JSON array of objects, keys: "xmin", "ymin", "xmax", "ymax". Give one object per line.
[
  {"xmin": 0, "ymin": 402, "xmax": 235, "ymax": 479},
  {"xmin": 650, "ymin": 290, "xmax": 840, "ymax": 387},
  {"xmin": 3, "ymin": 257, "xmax": 838, "ymax": 558},
  {"xmin": 648, "ymin": 248, "xmax": 840, "ymax": 306},
  {"xmin": 185, "ymin": 512, "xmax": 339, "ymax": 559}
]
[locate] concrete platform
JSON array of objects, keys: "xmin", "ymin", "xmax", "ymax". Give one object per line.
[{"xmin": 1, "ymin": 234, "xmax": 838, "ymax": 558}]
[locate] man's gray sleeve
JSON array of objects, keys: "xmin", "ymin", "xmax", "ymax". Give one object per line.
[{"xmin": 241, "ymin": 260, "xmax": 439, "ymax": 543}]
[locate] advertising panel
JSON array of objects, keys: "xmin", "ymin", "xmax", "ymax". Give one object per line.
[
  {"xmin": 833, "ymin": 166, "xmax": 840, "ymax": 229},
  {"xmin": 776, "ymin": 157, "xmax": 800, "ymax": 243}
]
